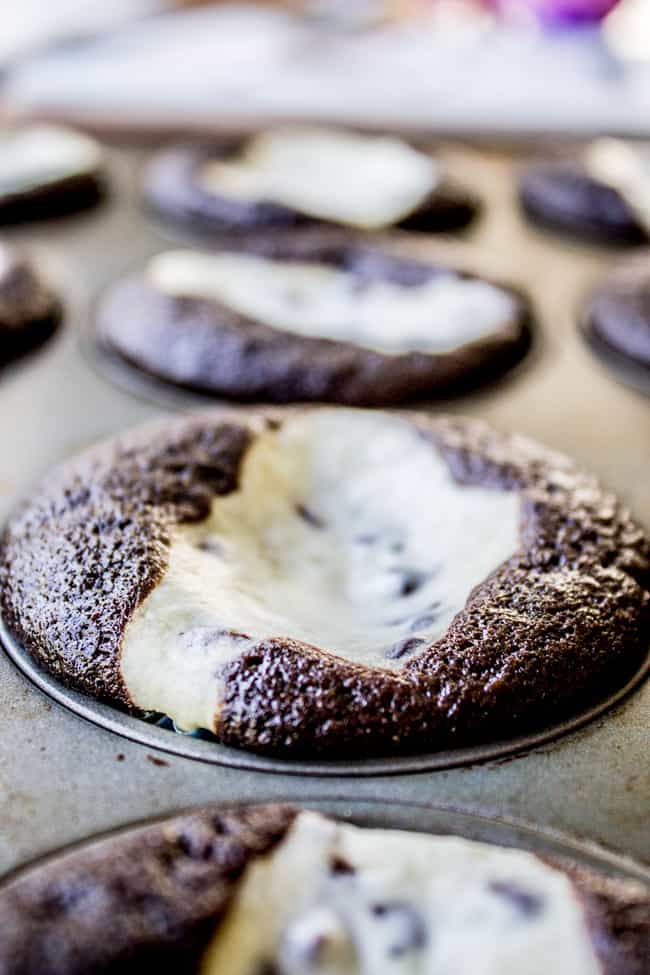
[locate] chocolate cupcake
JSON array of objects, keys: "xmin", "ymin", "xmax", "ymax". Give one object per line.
[
  {"xmin": 2, "ymin": 408, "xmax": 648, "ymax": 759},
  {"xmin": 97, "ymin": 241, "xmax": 531, "ymax": 404},
  {"xmin": 0, "ymin": 244, "xmax": 62, "ymax": 368},
  {"xmin": 0, "ymin": 804, "xmax": 647, "ymax": 975},
  {"xmin": 0, "ymin": 124, "xmax": 105, "ymax": 223},
  {"xmin": 143, "ymin": 128, "xmax": 478, "ymax": 239},
  {"xmin": 519, "ymin": 140, "xmax": 650, "ymax": 246},
  {"xmin": 583, "ymin": 258, "xmax": 650, "ymax": 375}
]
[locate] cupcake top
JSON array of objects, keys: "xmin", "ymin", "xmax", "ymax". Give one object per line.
[
  {"xmin": 143, "ymin": 129, "xmax": 478, "ymax": 238},
  {"xmin": 0, "ymin": 244, "xmax": 62, "ymax": 367},
  {"xmin": 2, "ymin": 407, "xmax": 648, "ymax": 759},
  {"xmin": 98, "ymin": 240, "xmax": 530, "ymax": 404},
  {"xmin": 0, "ymin": 804, "xmax": 647, "ymax": 975},
  {"xmin": 0, "ymin": 124, "xmax": 105, "ymax": 223}
]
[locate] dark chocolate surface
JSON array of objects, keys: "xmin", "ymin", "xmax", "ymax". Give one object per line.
[
  {"xmin": 0, "ymin": 247, "xmax": 62, "ymax": 368},
  {"xmin": 519, "ymin": 163, "xmax": 648, "ymax": 247},
  {"xmin": 585, "ymin": 260, "xmax": 650, "ymax": 369},
  {"xmin": 0, "ymin": 127, "xmax": 106, "ymax": 226},
  {"xmin": 0, "ymin": 804, "xmax": 647, "ymax": 975},
  {"xmin": 0, "ymin": 804, "xmax": 296, "ymax": 975},
  {"xmin": 2, "ymin": 409, "xmax": 648, "ymax": 759},
  {"xmin": 143, "ymin": 142, "xmax": 479, "ymax": 240},
  {"xmin": 98, "ymin": 238, "xmax": 532, "ymax": 405}
]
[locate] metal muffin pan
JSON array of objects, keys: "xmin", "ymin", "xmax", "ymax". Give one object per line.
[
  {"xmin": 4, "ymin": 797, "xmax": 649, "ymax": 892},
  {"xmin": 0, "ymin": 143, "xmax": 649, "ymax": 875},
  {"xmin": 3, "ymin": 616, "xmax": 648, "ymax": 778},
  {"xmin": 82, "ymin": 291, "xmax": 539, "ymax": 417}
]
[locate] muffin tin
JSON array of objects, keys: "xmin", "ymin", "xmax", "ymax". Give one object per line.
[
  {"xmin": 0, "ymin": 142, "xmax": 649, "ymax": 876},
  {"xmin": 3, "ymin": 613, "xmax": 648, "ymax": 778},
  {"xmin": 4, "ymin": 798, "xmax": 649, "ymax": 895}
]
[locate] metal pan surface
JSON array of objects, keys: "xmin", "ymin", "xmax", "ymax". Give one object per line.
[
  {"xmin": 2, "ymin": 616, "xmax": 649, "ymax": 778},
  {"xmin": 3, "ymin": 797, "xmax": 649, "ymax": 888},
  {"xmin": 1, "ymin": 145, "xmax": 649, "ymax": 876}
]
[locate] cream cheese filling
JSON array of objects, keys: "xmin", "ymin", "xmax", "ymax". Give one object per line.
[
  {"xmin": 0, "ymin": 124, "xmax": 101, "ymax": 197},
  {"xmin": 120, "ymin": 411, "xmax": 520, "ymax": 732},
  {"xmin": 198, "ymin": 128, "xmax": 440, "ymax": 230},
  {"xmin": 149, "ymin": 251, "xmax": 517, "ymax": 356},
  {"xmin": 584, "ymin": 138, "xmax": 650, "ymax": 233},
  {"xmin": 200, "ymin": 811, "xmax": 600, "ymax": 975}
]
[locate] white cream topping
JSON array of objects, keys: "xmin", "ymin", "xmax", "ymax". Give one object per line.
[
  {"xmin": 584, "ymin": 138, "xmax": 650, "ymax": 233},
  {"xmin": 120, "ymin": 411, "xmax": 520, "ymax": 731},
  {"xmin": 200, "ymin": 811, "xmax": 600, "ymax": 975},
  {"xmin": 0, "ymin": 124, "xmax": 102, "ymax": 197},
  {"xmin": 149, "ymin": 251, "xmax": 516, "ymax": 356},
  {"xmin": 198, "ymin": 128, "xmax": 439, "ymax": 230}
]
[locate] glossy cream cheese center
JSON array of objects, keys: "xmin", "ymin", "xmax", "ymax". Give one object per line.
[
  {"xmin": 0, "ymin": 125, "xmax": 101, "ymax": 197},
  {"xmin": 120, "ymin": 411, "xmax": 520, "ymax": 731},
  {"xmin": 149, "ymin": 251, "xmax": 516, "ymax": 356},
  {"xmin": 199, "ymin": 128, "xmax": 440, "ymax": 230},
  {"xmin": 201, "ymin": 812, "xmax": 600, "ymax": 975}
]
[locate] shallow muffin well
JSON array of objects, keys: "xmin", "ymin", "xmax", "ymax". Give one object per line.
[
  {"xmin": 1, "ymin": 800, "xmax": 648, "ymax": 975},
  {"xmin": 96, "ymin": 242, "xmax": 532, "ymax": 405},
  {"xmin": 2, "ymin": 407, "xmax": 648, "ymax": 770}
]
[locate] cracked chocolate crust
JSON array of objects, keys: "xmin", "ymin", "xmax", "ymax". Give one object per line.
[
  {"xmin": 142, "ymin": 143, "xmax": 479, "ymax": 240},
  {"xmin": 0, "ymin": 804, "xmax": 647, "ymax": 975},
  {"xmin": 0, "ymin": 804, "xmax": 297, "ymax": 975},
  {"xmin": 97, "ymin": 237, "xmax": 531, "ymax": 404},
  {"xmin": 519, "ymin": 163, "xmax": 648, "ymax": 247},
  {"xmin": 1, "ymin": 408, "xmax": 649, "ymax": 758},
  {"xmin": 0, "ymin": 248, "xmax": 62, "ymax": 368}
]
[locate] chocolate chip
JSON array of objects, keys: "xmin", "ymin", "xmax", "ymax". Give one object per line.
[
  {"xmin": 330, "ymin": 855, "xmax": 356, "ymax": 875},
  {"xmin": 409, "ymin": 612, "xmax": 439, "ymax": 631},
  {"xmin": 183, "ymin": 626, "xmax": 251, "ymax": 650},
  {"xmin": 489, "ymin": 880, "xmax": 545, "ymax": 918},
  {"xmin": 295, "ymin": 503, "xmax": 325, "ymax": 529},
  {"xmin": 398, "ymin": 570, "xmax": 432, "ymax": 597},
  {"xmin": 386, "ymin": 637, "xmax": 426, "ymax": 660},
  {"xmin": 371, "ymin": 902, "xmax": 427, "ymax": 957}
]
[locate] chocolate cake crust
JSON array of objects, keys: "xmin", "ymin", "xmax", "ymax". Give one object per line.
[
  {"xmin": 519, "ymin": 162, "xmax": 648, "ymax": 246},
  {"xmin": 585, "ymin": 261, "xmax": 650, "ymax": 369},
  {"xmin": 1, "ymin": 408, "xmax": 648, "ymax": 759},
  {"xmin": 0, "ymin": 126, "xmax": 106, "ymax": 225},
  {"xmin": 0, "ymin": 247, "xmax": 62, "ymax": 368},
  {"xmin": 0, "ymin": 804, "xmax": 647, "ymax": 975},
  {"xmin": 97, "ymin": 239, "xmax": 532, "ymax": 405},
  {"xmin": 0, "ymin": 804, "xmax": 296, "ymax": 975},
  {"xmin": 143, "ymin": 142, "xmax": 479, "ymax": 239}
]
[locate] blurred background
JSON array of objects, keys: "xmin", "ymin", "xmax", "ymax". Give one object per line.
[{"xmin": 1, "ymin": 0, "xmax": 649, "ymax": 138}]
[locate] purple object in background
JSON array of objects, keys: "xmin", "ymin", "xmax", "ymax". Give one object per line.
[{"xmin": 489, "ymin": 0, "xmax": 621, "ymax": 24}]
